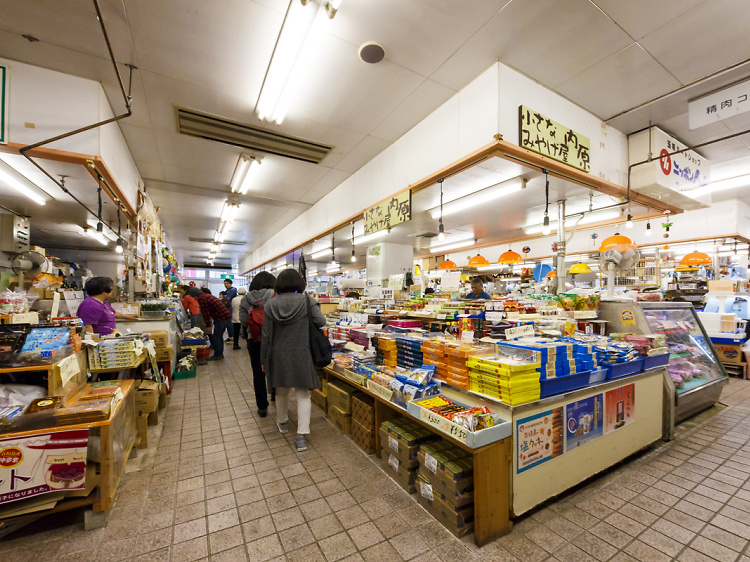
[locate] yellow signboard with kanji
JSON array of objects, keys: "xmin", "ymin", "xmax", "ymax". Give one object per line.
[
  {"xmin": 363, "ymin": 190, "xmax": 412, "ymax": 236},
  {"xmin": 519, "ymin": 106, "xmax": 590, "ymax": 173}
]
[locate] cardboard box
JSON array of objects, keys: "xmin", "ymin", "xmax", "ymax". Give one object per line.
[
  {"xmin": 327, "ymin": 380, "xmax": 359, "ymax": 414},
  {"xmin": 135, "ymin": 380, "xmax": 159, "ymax": 413},
  {"xmin": 352, "ymin": 394, "xmax": 374, "ymax": 429},
  {"xmin": 417, "ymin": 442, "xmax": 474, "ymax": 499},
  {"xmin": 380, "ymin": 450, "xmax": 418, "ymax": 494},
  {"xmin": 311, "ymin": 388, "xmax": 327, "ymax": 414},
  {"xmin": 329, "ymin": 404, "xmax": 352, "ymax": 434},
  {"xmin": 136, "ymin": 413, "xmax": 148, "ymax": 448},
  {"xmin": 44, "ymin": 288, "xmax": 56, "ymax": 299},
  {"xmin": 417, "ymin": 488, "xmax": 474, "ymax": 538},
  {"xmin": 379, "ymin": 420, "xmax": 438, "ymax": 468},
  {"xmin": 159, "ymin": 383, "xmax": 167, "ymax": 409},
  {"xmin": 154, "ymin": 345, "xmax": 173, "ymax": 362},
  {"xmin": 145, "ymin": 330, "xmax": 169, "ymax": 348},
  {"xmin": 351, "ymin": 418, "xmax": 375, "ymax": 455},
  {"xmin": 715, "ymin": 343, "xmax": 744, "ymax": 364}
]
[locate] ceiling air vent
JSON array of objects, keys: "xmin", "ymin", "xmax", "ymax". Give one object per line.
[
  {"xmin": 189, "ymin": 237, "xmax": 245, "ymax": 246},
  {"xmin": 176, "ymin": 107, "xmax": 333, "ymax": 164},
  {"xmin": 410, "ymin": 230, "xmax": 438, "ymax": 239}
]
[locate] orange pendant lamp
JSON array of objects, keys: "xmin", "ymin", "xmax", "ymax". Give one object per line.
[
  {"xmin": 498, "ymin": 250, "xmax": 523, "ymax": 264},
  {"xmin": 599, "ymin": 234, "xmax": 637, "ymax": 252},
  {"xmin": 438, "ymin": 259, "xmax": 457, "ymax": 270},
  {"xmin": 546, "ymin": 270, "xmax": 557, "ymax": 278},
  {"xmin": 680, "ymin": 252, "xmax": 712, "ymax": 266},
  {"xmin": 468, "ymin": 254, "xmax": 490, "ymax": 267}
]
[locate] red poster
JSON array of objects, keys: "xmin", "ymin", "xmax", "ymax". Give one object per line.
[{"xmin": 605, "ymin": 384, "xmax": 635, "ymax": 434}]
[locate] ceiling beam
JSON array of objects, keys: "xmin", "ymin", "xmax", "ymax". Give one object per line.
[{"xmin": 144, "ymin": 179, "xmax": 313, "ymax": 211}]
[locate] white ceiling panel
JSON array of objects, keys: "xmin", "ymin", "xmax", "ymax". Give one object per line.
[
  {"xmin": 298, "ymin": 169, "xmax": 352, "ymax": 205},
  {"xmin": 160, "ymin": 166, "xmax": 231, "ymax": 192},
  {"xmin": 290, "ymin": 35, "xmax": 425, "ymax": 135},
  {"xmin": 638, "ymin": 0, "xmax": 750, "ymax": 84},
  {"xmin": 370, "ymin": 79, "xmax": 456, "ymax": 143},
  {"xmin": 592, "ymin": 0, "xmax": 708, "ymax": 41},
  {"xmin": 328, "ymin": 0, "xmax": 510, "ymax": 77},
  {"xmin": 658, "ymin": 113, "xmax": 750, "ymax": 164},
  {"xmin": 331, "ymin": 135, "xmax": 391, "ymax": 174},
  {"xmin": 119, "ymin": 123, "xmax": 161, "ymax": 166},
  {"xmin": 124, "ymin": 0, "xmax": 282, "ymax": 102},
  {"xmin": 153, "ymin": 130, "xmax": 241, "ymax": 176},
  {"xmin": 134, "ymin": 160, "xmax": 165, "ymax": 182},
  {"xmin": 247, "ymin": 154, "xmax": 330, "ymax": 200},
  {"xmin": 431, "ymin": 0, "xmax": 632, "ymax": 91},
  {"xmin": 557, "ymin": 44, "xmax": 681, "ymax": 120}
]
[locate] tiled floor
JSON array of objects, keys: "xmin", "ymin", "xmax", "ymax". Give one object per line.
[{"xmin": 4, "ymin": 351, "xmax": 750, "ymax": 562}]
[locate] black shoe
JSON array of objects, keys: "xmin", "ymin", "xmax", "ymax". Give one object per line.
[
  {"xmin": 258, "ymin": 409, "xmax": 268, "ymax": 418},
  {"xmin": 208, "ymin": 355, "xmax": 224, "ymax": 361},
  {"xmin": 233, "ymin": 346, "xmax": 241, "ymax": 350}
]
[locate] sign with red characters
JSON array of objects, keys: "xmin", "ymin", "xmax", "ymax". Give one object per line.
[{"xmin": 0, "ymin": 430, "xmax": 88, "ymax": 504}]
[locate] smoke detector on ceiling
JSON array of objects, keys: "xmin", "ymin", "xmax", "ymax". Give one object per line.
[{"xmin": 359, "ymin": 42, "xmax": 386, "ymax": 64}]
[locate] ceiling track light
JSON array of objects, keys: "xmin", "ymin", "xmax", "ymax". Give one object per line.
[
  {"xmin": 542, "ymin": 170, "xmax": 551, "ymax": 235},
  {"xmin": 255, "ymin": 0, "xmax": 342, "ymax": 124}
]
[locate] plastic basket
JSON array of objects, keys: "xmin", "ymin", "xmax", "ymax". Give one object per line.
[
  {"xmin": 540, "ymin": 371, "xmax": 591, "ymax": 398},
  {"xmin": 196, "ymin": 347, "xmax": 211, "ymax": 359},
  {"xmin": 174, "ymin": 368, "xmax": 197, "ymax": 380},
  {"xmin": 642, "ymin": 354, "xmax": 670, "ymax": 369},
  {"xmin": 604, "ymin": 358, "xmax": 644, "ymax": 380}
]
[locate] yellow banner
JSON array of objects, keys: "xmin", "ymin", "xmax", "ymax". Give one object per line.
[
  {"xmin": 363, "ymin": 191, "xmax": 412, "ymax": 236},
  {"xmin": 519, "ymin": 106, "xmax": 591, "ymax": 173}
]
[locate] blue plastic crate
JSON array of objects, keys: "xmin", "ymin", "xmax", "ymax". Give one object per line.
[
  {"xmin": 604, "ymin": 358, "xmax": 644, "ymax": 380},
  {"xmin": 540, "ymin": 370, "xmax": 593, "ymax": 398},
  {"xmin": 642, "ymin": 354, "xmax": 670, "ymax": 369},
  {"xmin": 586, "ymin": 368, "xmax": 607, "ymax": 385}
]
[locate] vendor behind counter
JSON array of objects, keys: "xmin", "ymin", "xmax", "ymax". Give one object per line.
[{"xmin": 77, "ymin": 276, "xmax": 138, "ymax": 335}]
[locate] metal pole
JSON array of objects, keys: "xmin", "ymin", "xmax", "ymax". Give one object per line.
[{"xmin": 556, "ymin": 200, "xmax": 566, "ymax": 294}]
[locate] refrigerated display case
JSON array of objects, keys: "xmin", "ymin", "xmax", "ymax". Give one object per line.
[{"xmin": 599, "ymin": 302, "xmax": 728, "ymax": 438}]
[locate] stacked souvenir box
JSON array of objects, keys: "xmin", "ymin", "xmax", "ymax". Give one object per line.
[
  {"xmin": 327, "ymin": 325, "xmax": 352, "ymax": 343},
  {"xmin": 349, "ymin": 328, "xmax": 370, "ymax": 350},
  {"xmin": 396, "ymin": 336, "xmax": 423, "ymax": 369},
  {"xmin": 421, "ymin": 339, "xmax": 448, "ymax": 382},
  {"xmin": 376, "ymin": 335, "xmax": 398, "ymax": 366},
  {"xmin": 501, "ymin": 339, "xmax": 577, "ymax": 379},
  {"xmin": 387, "ymin": 319, "xmax": 423, "ymax": 329},
  {"xmin": 466, "ymin": 352, "xmax": 541, "ymax": 405},
  {"xmin": 88, "ymin": 339, "xmax": 141, "ymax": 370},
  {"xmin": 417, "ymin": 441, "xmax": 475, "ymax": 538},
  {"xmin": 379, "ymin": 418, "xmax": 439, "ymax": 493},
  {"xmin": 442, "ymin": 343, "xmax": 484, "ymax": 390}
]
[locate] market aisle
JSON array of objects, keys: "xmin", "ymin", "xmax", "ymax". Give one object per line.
[{"xmin": 4, "ymin": 356, "xmax": 750, "ymax": 562}]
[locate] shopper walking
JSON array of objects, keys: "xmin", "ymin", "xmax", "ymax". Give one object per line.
[
  {"xmin": 179, "ymin": 285, "xmax": 200, "ymax": 328},
  {"xmin": 261, "ymin": 270, "xmax": 326, "ymax": 452},
  {"xmin": 191, "ymin": 286, "xmax": 231, "ymax": 360},
  {"xmin": 231, "ymin": 287, "xmax": 245, "ymax": 350},
  {"xmin": 240, "ymin": 272, "xmax": 275, "ymax": 417},
  {"xmin": 222, "ymin": 279, "xmax": 237, "ymax": 341}
]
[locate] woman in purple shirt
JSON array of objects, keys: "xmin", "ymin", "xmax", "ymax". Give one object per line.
[{"xmin": 77, "ymin": 277, "xmax": 138, "ymax": 335}]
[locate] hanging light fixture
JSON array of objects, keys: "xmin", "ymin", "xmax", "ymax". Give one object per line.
[
  {"xmin": 437, "ymin": 178, "xmax": 445, "ymax": 241},
  {"xmin": 734, "ymin": 240, "xmax": 739, "ymax": 257},
  {"xmin": 625, "ymin": 206, "xmax": 633, "ymax": 229},
  {"xmin": 115, "ymin": 208, "xmax": 123, "ymax": 253},
  {"xmin": 542, "ymin": 170, "xmax": 551, "ymax": 235},
  {"xmin": 645, "ymin": 220, "xmax": 652, "ymax": 236},
  {"xmin": 599, "ymin": 234, "xmax": 637, "ymax": 252},
  {"xmin": 438, "ymin": 259, "xmax": 457, "ymax": 270},
  {"xmin": 498, "ymin": 246, "xmax": 523, "ymax": 264},
  {"xmin": 468, "ymin": 252, "xmax": 489, "ymax": 267},
  {"xmin": 330, "ymin": 232, "xmax": 337, "ymax": 266},
  {"xmin": 350, "ymin": 222, "xmax": 356, "ymax": 262},
  {"xmin": 680, "ymin": 252, "xmax": 712, "ymax": 266}
]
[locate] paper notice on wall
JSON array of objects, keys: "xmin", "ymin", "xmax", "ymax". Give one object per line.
[
  {"xmin": 63, "ymin": 291, "xmax": 84, "ymax": 316},
  {"xmin": 441, "ymin": 271, "xmax": 461, "ymax": 291},
  {"xmin": 58, "ymin": 354, "xmax": 80, "ymax": 388},
  {"xmin": 388, "ymin": 274, "xmax": 404, "ymax": 289}
]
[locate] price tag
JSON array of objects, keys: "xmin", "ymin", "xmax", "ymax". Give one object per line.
[
  {"xmin": 573, "ymin": 310, "xmax": 598, "ymax": 319},
  {"xmin": 10, "ymin": 312, "xmax": 38, "ymax": 324},
  {"xmin": 344, "ymin": 371, "xmax": 365, "ymax": 386},
  {"xmin": 419, "ymin": 408, "xmax": 468, "ymax": 443},
  {"xmin": 58, "ymin": 354, "xmax": 80, "ymax": 388},
  {"xmin": 388, "ymin": 436, "xmax": 399, "ymax": 452},
  {"xmin": 388, "ymin": 454, "xmax": 399, "ymax": 471},
  {"xmin": 486, "ymin": 312, "xmax": 504, "ymax": 322},
  {"xmin": 461, "ymin": 331, "xmax": 474, "ymax": 342},
  {"xmin": 424, "ymin": 453, "xmax": 438, "ymax": 474},
  {"xmin": 344, "ymin": 342, "xmax": 365, "ymax": 353},
  {"xmin": 420, "ymin": 482, "xmax": 434, "ymax": 501},
  {"xmin": 437, "ymin": 314, "xmax": 447, "ymax": 320},
  {"xmin": 505, "ymin": 325, "xmax": 534, "ymax": 339},
  {"xmin": 506, "ymin": 312, "xmax": 520, "ymax": 320},
  {"xmin": 366, "ymin": 380, "xmax": 393, "ymax": 401}
]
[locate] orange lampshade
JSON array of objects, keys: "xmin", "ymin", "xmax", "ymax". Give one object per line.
[
  {"xmin": 680, "ymin": 252, "xmax": 712, "ymax": 266},
  {"xmin": 546, "ymin": 270, "xmax": 557, "ymax": 278},
  {"xmin": 468, "ymin": 254, "xmax": 490, "ymax": 267},
  {"xmin": 498, "ymin": 250, "xmax": 523, "ymax": 264},
  {"xmin": 599, "ymin": 234, "xmax": 637, "ymax": 252},
  {"xmin": 438, "ymin": 259, "xmax": 457, "ymax": 270}
]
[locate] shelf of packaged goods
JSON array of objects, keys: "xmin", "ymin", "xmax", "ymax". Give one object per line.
[
  {"xmin": 0, "ymin": 350, "xmax": 87, "ymax": 402},
  {"xmin": 323, "ymin": 366, "xmax": 512, "ymax": 546}
]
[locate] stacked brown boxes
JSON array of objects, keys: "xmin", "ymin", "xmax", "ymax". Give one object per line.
[
  {"xmin": 327, "ymin": 380, "xmax": 359, "ymax": 434},
  {"xmin": 351, "ymin": 395, "xmax": 375, "ymax": 454},
  {"xmin": 417, "ymin": 441, "xmax": 475, "ymax": 538},
  {"xmin": 379, "ymin": 419, "xmax": 438, "ymax": 494}
]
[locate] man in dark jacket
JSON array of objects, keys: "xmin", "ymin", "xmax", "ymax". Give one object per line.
[{"xmin": 192, "ymin": 287, "xmax": 232, "ymax": 360}]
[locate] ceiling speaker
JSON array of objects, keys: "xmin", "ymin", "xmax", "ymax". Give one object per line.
[{"xmin": 359, "ymin": 42, "xmax": 386, "ymax": 64}]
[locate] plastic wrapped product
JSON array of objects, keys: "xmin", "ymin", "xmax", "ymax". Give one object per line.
[{"xmin": 670, "ymin": 372, "xmax": 685, "ymax": 389}]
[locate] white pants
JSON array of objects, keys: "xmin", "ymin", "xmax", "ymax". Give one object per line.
[{"xmin": 276, "ymin": 388, "xmax": 311, "ymax": 435}]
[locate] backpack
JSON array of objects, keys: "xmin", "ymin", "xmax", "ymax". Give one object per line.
[{"xmin": 247, "ymin": 305, "xmax": 265, "ymax": 342}]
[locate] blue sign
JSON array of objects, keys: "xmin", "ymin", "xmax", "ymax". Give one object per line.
[{"xmin": 565, "ymin": 394, "xmax": 603, "ymax": 453}]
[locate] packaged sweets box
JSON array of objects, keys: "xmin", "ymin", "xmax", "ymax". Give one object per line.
[
  {"xmin": 327, "ymin": 380, "xmax": 359, "ymax": 414},
  {"xmin": 380, "ymin": 449, "xmax": 418, "ymax": 494},
  {"xmin": 311, "ymin": 388, "xmax": 327, "ymax": 414},
  {"xmin": 328, "ymin": 404, "xmax": 352, "ymax": 434}
]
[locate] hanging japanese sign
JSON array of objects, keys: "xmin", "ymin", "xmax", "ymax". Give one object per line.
[
  {"xmin": 628, "ymin": 127, "xmax": 710, "ymax": 211},
  {"xmin": 564, "ymin": 394, "xmax": 603, "ymax": 452},
  {"xmin": 689, "ymin": 78, "xmax": 750, "ymax": 130},
  {"xmin": 516, "ymin": 407, "xmax": 564, "ymax": 474},
  {"xmin": 519, "ymin": 106, "xmax": 590, "ymax": 172},
  {"xmin": 363, "ymin": 190, "xmax": 411, "ymax": 236},
  {"xmin": 0, "ymin": 64, "xmax": 7, "ymax": 145},
  {"xmin": 605, "ymin": 383, "xmax": 635, "ymax": 433},
  {"xmin": 0, "ymin": 430, "xmax": 88, "ymax": 504}
]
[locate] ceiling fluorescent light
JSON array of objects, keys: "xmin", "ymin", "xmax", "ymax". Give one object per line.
[
  {"xmin": 352, "ymin": 231, "xmax": 386, "ymax": 245},
  {"xmin": 82, "ymin": 226, "xmax": 107, "ymax": 245},
  {"xmin": 0, "ymin": 158, "xmax": 47, "ymax": 205},
  {"xmin": 429, "ymin": 179, "xmax": 523, "ymax": 219},
  {"xmin": 429, "ymin": 231, "xmax": 475, "ymax": 248},
  {"xmin": 86, "ymin": 218, "xmax": 117, "ymax": 241},
  {"xmin": 256, "ymin": 0, "xmax": 339, "ymax": 125},
  {"xmin": 230, "ymin": 155, "xmax": 261, "ymax": 194},
  {"xmin": 430, "ymin": 240, "xmax": 473, "ymax": 254},
  {"xmin": 220, "ymin": 200, "xmax": 240, "ymax": 223},
  {"xmin": 522, "ymin": 210, "xmax": 620, "ymax": 235},
  {"xmin": 311, "ymin": 248, "xmax": 332, "ymax": 260}
]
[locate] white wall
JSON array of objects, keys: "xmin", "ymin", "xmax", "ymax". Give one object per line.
[
  {"xmin": 2, "ymin": 58, "xmax": 142, "ymax": 212},
  {"xmin": 242, "ymin": 62, "xmax": 629, "ymax": 272}
]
